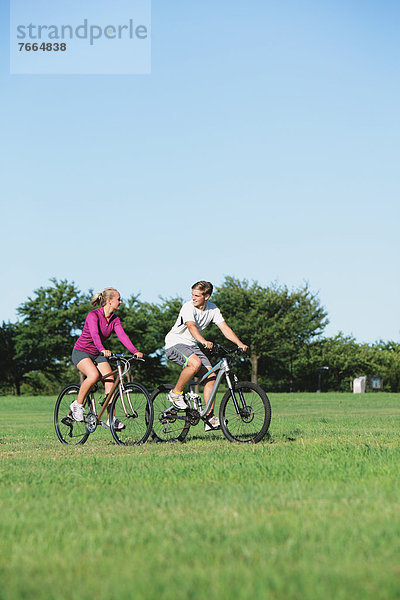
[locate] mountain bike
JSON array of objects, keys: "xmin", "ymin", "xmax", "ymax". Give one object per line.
[
  {"xmin": 54, "ymin": 354, "xmax": 153, "ymax": 446},
  {"xmin": 150, "ymin": 344, "xmax": 271, "ymax": 443}
]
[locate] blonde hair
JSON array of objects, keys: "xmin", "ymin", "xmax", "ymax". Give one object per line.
[{"xmin": 91, "ymin": 288, "xmax": 117, "ymax": 307}]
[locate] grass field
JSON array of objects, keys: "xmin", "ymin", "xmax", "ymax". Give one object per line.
[{"xmin": 1, "ymin": 392, "xmax": 400, "ymax": 600}]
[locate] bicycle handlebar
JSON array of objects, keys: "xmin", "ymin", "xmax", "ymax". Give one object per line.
[
  {"xmin": 209, "ymin": 343, "xmax": 247, "ymax": 357},
  {"xmin": 108, "ymin": 354, "xmax": 145, "ymax": 362},
  {"xmin": 107, "ymin": 354, "xmax": 144, "ymax": 379}
]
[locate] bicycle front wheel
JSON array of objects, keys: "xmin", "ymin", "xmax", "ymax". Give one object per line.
[
  {"xmin": 54, "ymin": 384, "xmax": 90, "ymax": 446},
  {"xmin": 219, "ymin": 381, "xmax": 271, "ymax": 443},
  {"xmin": 150, "ymin": 385, "xmax": 191, "ymax": 442},
  {"xmin": 109, "ymin": 382, "xmax": 153, "ymax": 445}
]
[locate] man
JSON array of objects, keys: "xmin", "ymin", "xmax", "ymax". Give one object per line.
[{"xmin": 165, "ymin": 281, "xmax": 248, "ymax": 431}]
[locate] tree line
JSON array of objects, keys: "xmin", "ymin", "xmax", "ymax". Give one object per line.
[{"xmin": 1, "ymin": 277, "xmax": 399, "ymax": 395}]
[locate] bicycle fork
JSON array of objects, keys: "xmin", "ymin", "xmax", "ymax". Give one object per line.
[{"xmin": 224, "ymin": 362, "xmax": 250, "ymax": 417}]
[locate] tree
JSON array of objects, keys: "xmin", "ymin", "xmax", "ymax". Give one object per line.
[
  {"xmin": 7, "ymin": 276, "xmax": 398, "ymax": 395},
  {"xmin": 0, "ymin": 322, "xmax": 27, "ymax": 395},
  {"xmin": 369, "ymin": 341, "xmax": 400, "ymax": 392},
  {"xmin": 294, "ymin": 333, "xmax": 379, "ymax": 392},
  {"xmin": 108, "ymin": 294, "xmax": 175, "ymax": 387},
  {"xmin": 211, "ymin": 277, "xmax": 328, "ymax": 384},
  {"xmin": 15, "ymin": 278, "xmax": 91, "ymax": 381}
]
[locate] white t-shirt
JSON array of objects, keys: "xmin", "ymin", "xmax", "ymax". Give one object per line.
[{"xmin": 165, "ymin": 300, "xmax": 225, "ymax": 349}]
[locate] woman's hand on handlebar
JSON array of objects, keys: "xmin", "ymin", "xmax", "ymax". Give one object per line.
[{"xmin": 101, "ymin": 349, "xmax": 111, "ymax": 358}]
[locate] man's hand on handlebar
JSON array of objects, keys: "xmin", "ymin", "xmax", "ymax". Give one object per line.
[
  {"xmin": 134, "ymin": 351, "xmax": 144, "ymax": 359},
  {"xmin": 209, "ymin": 342, "xmax": 248, "ymax": 356},
  {"xmin": 202, "ymin": 340, "xmax": 214, "ymax": 351}
]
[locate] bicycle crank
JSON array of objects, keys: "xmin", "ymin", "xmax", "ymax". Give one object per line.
[
  {"xmin": 187, "ymin": 408, "xmax": 200, "ymax": 426},
  {"xmin": 85, "ymin": 413, "xmax": 98, "ymax": 433}
]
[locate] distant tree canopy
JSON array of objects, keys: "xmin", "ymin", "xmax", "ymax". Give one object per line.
[
  {"xmin": 1, "ymin": 277, "xmax": 399, "ymax": 395},
  {"xmin": 211, "ymin": 277, "xmax": 328, "ymax": 384},
  {"xmin": 0, "ymin": 322, "xmax": 27, "ymax": 396},
  {"xmin": 15, "ymin": 279, "xmax": 91, "ymax": 378}
]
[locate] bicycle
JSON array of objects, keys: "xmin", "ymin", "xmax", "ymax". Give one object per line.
[
  {"xmin": 54, "ymin": 354, "xmax": 153, "ymax": 446},
  {"xmin": 150, "ymin": 344, "xmax": 271, "ymax": 443}
]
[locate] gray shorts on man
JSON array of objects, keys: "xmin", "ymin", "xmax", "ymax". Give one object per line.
[{"xmin": 165, "ymin": 343, "xmax": 212, "ymax": 370}]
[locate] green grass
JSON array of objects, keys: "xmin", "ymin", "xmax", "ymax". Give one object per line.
[{"xmin": 1, "ymin": 392, "xmax": 400, "ymax": 600}]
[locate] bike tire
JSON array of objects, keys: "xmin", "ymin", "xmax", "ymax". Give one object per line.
[
  {"xmin": 219, "ymin": 381, "xmax": 271, "ymax": 443},
  {"xmin": 54, "ymin": 384, "xmax": 90, "ymax": 446},
  {"xmin": 109, "ymin": 382, "xmax": 153, "ymax": 445},
  {"xmin": 150, "ymin": 384, "xmax": 191, "ymax": 443}
]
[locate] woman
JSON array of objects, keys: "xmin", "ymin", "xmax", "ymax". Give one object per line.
[{"xmin": 70, "ymin": 287, "xmax": 143, "ymax": 429}]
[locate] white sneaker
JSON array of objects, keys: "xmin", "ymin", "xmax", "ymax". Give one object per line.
[
  {"xmin": 70, "ymin": 400, "xmax": 84, "ymax": 422},
  {"xmin": 107, "ymin": 418, "xmax": 125, "ymax": 431},
  {"xmin": 204, "ymin": 415, "xmax": 220, "ymax": 432},
  {"xmin": 167, "ymin": 390, "xmax": 188, "ymax": 410}
]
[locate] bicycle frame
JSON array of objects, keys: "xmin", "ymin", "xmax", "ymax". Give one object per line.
[
  {"xmin": 55, "ymin": 353, "xmax": 152, "ymax": 446},
  {"xmin": 188, "ymin": 356, "xmax": 236, "ymax": 418},
  {"xmin": 150, "ymin": 344, "xmax": 273, "ymax": 444},
  {"xmin": 86, "ymin": 357, "xmax": 137, "ymax": 422}
]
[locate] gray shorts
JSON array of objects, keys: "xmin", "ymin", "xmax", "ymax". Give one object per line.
[
  {"xmin": 165, "ymin": 344, "xmax": 212, "ymax": 369},
  {"xmin": 72, "ymin": 348, "xmax": 108, "ymax": 367}
]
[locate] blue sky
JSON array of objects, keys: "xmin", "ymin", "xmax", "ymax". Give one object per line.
[{"xmin": 1, "ymin": 0, "xmax": 399, "ymax": 344}]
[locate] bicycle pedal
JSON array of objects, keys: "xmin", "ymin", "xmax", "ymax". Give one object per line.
[{"xmin": 161, "ymin": 409, "xmax": 177, "ymax": 422}]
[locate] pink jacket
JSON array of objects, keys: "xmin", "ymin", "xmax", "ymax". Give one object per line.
[{"xmin": 74, "ymin": 308, "xmax": 138, "ymax": 355}]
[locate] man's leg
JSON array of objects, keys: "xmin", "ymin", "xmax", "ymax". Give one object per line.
[
  {"xmin": 168, "ymin": 355, "xmax": 203, "ymax": 409},
  {"xmin": 167, "ymin": 345, "xmax": 215, "ymax": 413},
  {"xmin": 201, "ymin": 368, "xmax": 217, "ymax": 415},
  {"xmin": 200, "ymin": 367, "xmax": 220, "ymax": 431},
  {"xmin": 173, "ymin": 354, "xmax": 202, "ymax": 394},
  {"xmin": 175, "ymin": 359, "xmax": 218, "ymax": 415}
]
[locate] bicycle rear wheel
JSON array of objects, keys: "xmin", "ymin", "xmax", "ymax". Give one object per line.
[
  {"xmin": 219, "ymin": 381, "xmax": 271, "ymax": 443},
  {"xmin": 150, "ymin": 385, "xmax": 191, "ymax": 442},
  {"xmin": 109, "ymin": 382, "xmax": 153, "ymax": 445},
  {"xmin": 54, "ymin": 384, "xmax": 90, "ymax": 445}
]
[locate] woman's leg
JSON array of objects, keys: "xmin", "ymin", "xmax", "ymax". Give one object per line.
[
  {"xmin": 97, "ymin": 361, "xmax": 114, "ymax": 418},
  {"xmin": 76, "ymin": 358, "xmax": 101, "ymax": 404}
]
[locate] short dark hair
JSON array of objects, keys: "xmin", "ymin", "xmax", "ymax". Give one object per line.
[{"xmin": 192, "ymin": 281, "xmax": 213, "ymax": 296}]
